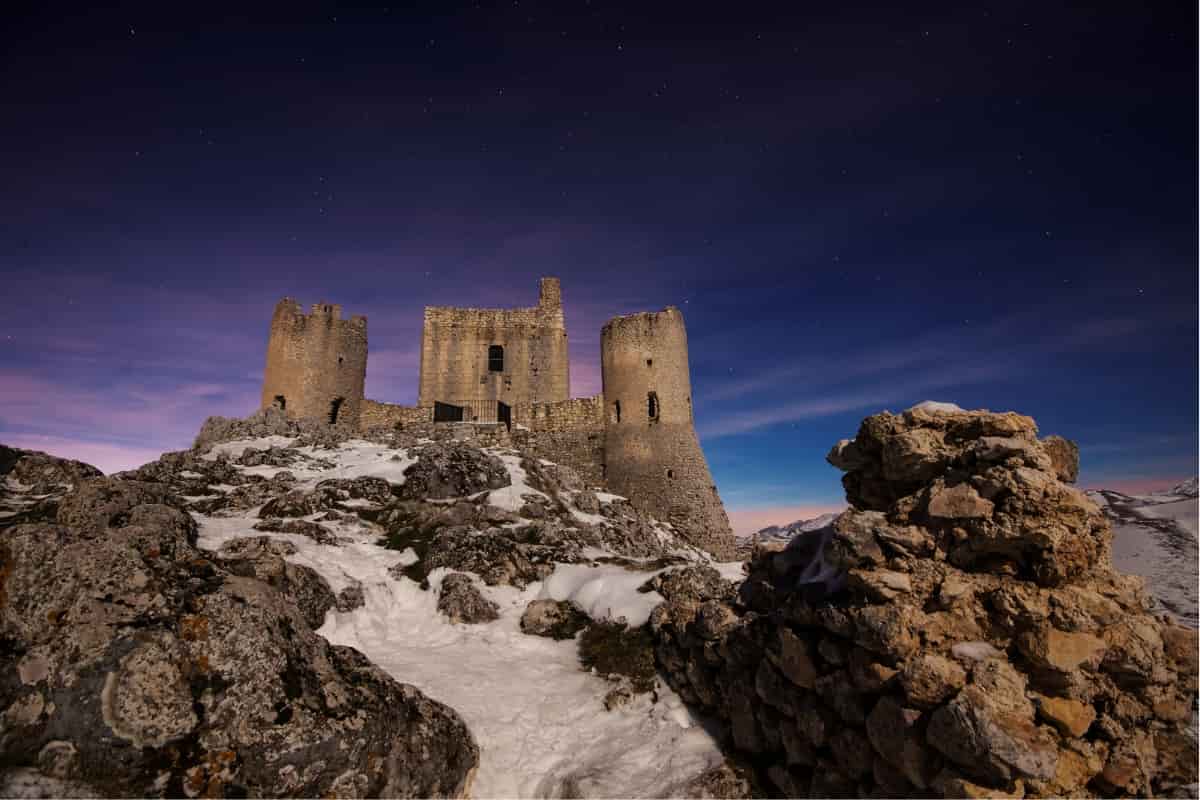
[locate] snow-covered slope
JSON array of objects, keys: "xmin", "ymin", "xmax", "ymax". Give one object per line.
[
  {"xmin": 1088, "ymin": 478, "xmax": 1198, "ymax": 627},
  {"xmin": 189, "ymin": 435, "xmax": 734, "ymax": 798}
]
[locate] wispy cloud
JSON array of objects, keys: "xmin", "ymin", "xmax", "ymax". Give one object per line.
[{"xmin": 699, "ymin": 362, "xmax": 1008, "ymax": 438}]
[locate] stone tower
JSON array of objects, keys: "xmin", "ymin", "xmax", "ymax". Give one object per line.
[
  {"xmin": 600, "ymin": 307, "xmax": 734, "ymax": 559},
  {"xmin": 417, "ymin": 277, "xmax": 570, "ymax": 414},
  {"xmin": 260, "ymin": 298, "xmax": 368, "ymax": 427}
]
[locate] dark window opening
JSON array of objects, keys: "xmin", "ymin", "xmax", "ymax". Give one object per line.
[
  {"xmin": 648, "ymin": 392, "xmax": 659, "ymax": 420},
  {"xmin": 338, "ymin": 355, "xmax": 344, "ymax": 365},
  {"xmin": 667, "ymin": 469, "xmax": 675, "ymax": 478},
  {"xmin": 488, "ymin": 345, "xmax": 504, "ymax": 372},
  {"xmin": 646, "ymin": 358, "xmax": 653, "ymax": 367},
  {"xmin": 328, "ymin": 397, "xmax": 345, "ymax": 424},
  {"xmin": 273, "ymin": 395, "xmax": 286, "ymax": 410},
  {"xmin": 613, "ymin": 400, "xmax": 621, "ymax": 423}
]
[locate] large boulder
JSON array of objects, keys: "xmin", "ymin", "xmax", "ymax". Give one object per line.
[{"xmin": 0, "ymin": 476, "xmax": 478, "ymax": 797}]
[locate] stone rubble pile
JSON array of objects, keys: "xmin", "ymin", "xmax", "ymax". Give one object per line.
[{"xmin": 652, "ymin": 406, "xmax": 1198, "ymax": 798}]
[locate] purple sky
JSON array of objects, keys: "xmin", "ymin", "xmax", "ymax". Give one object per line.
[{"xmin": 2, "ymin": 2, "xmax": 1196, "ymax": 532}]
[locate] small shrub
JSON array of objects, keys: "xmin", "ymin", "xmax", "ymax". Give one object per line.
[{"xmin": 578, "ymin": 620, "xmax": 657, "ymax": 694}]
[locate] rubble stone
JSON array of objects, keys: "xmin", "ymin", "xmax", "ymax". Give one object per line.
[{"xmin": 648, "ymin": 407, "xmax": 1197, "ymax": 798}]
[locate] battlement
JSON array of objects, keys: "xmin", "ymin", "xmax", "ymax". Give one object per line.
[{"xmin": 272, "ymin": 298, "xmax": 367, "ymax": 333}]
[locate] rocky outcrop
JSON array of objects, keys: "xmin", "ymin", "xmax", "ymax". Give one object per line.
[
  {"xmin": 399, "ymin": 442, "xmax": 510, "ymax": 500},
  {"xmin": 437, "ymin": 572, "xmax": 500, "ymax": 624},
  {"xmin": 520, "ymin": 599, "xmax": 590, "ymax": 639},
  {"xmin": 0, "ymin": 468, "xmax": 479, "ymax": 797},
  {"xmin": 651, "ymin": 406, "xmax": 1198, "ymax": 798}
]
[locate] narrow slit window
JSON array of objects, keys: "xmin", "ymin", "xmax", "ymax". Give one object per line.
[
  {"xmin": 647, "ymin": 391, "xmax": 659, "ymax": 420},
  {"xmin": 329, "ymin": 397, "xmax": 344, "ymax": 424},
  {"xmin": 488, "ymin": 345, "xmax": 504, "ymax": 372},
  {"xmin": 613, "ymin": 400, "xmax": 622, "ymax": 423}
]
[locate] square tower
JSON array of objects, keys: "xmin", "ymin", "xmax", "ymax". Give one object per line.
[{"xmin": 417, "ymin": 278, "xmax": 570, "ymax": 415}]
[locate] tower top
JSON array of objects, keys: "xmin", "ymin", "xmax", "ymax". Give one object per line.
[{"xmin": 539, "ymin": 277, "xmax": 562, "ymax": 309}]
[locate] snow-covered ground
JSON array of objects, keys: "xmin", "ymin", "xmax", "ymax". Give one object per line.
[
  {"xmin": 1091, "ymin": 480, "xmax": 1199, "ymax": 628},
  {"xmin": 193, "ymin": 437, "xmax": 731, "ymax": 798}
]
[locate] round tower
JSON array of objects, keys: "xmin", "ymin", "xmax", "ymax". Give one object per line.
[
  {"xmin": 600, "ymin": 307, "xmax": 734, "ymax": 559},
  {"xmin": 261, "ymin": 298, "xmax": 368, "ymax": 427}
]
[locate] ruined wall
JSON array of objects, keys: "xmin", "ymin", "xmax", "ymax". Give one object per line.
[
  {"xmin": 600, "ymin": 308, "xmax": 734, "ymax": 559},
  {"xmin": 417, "ymin": 277, "xmax": 569, "ymax": 411},
  {"xmin": 511, "ymin": 396, "xmax": 606, "ymax": 487},
  {"xmin": 357, "ymin": 400, "xmax": 434, "ymax": 431},
  {"xmin": 261, "ymin": 299, "xmax": 367, "ymax": 427},
  {"xmin": 650, "ymin": 408, "xmax": 1199, "ymax": 799}
]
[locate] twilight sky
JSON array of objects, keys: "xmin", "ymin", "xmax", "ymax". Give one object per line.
[{"xmin": 2, "ymin": 1, "xmax": 1196, "ymax": 533}]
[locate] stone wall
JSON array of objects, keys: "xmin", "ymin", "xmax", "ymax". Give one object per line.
[
  {"xmin": 261, "ymin": 299, "xmax": 368, "ymax": 428},
  {"xmin": 358, "ymin": 400, "xmax": 434, "ymax": 431},
  {"xmin": 417, "ymin": 278, "xmax": 569, "ymax": 411},
  {"xmin": 511, "ymin": 396, "xmax": 606, "ymax": 487},
  {"xmin": 650, "ymin": 407, "xmax": 1198, "ymax": 798},
  {"xmin": 600, "ymin": 308, "xmax": 734, "ymax": 559}
]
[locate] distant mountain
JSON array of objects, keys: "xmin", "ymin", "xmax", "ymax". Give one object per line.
[
  {"xmin": 753, "ymin": 512, "xmax": 841, "ymax": 543},
  {"xmin": 1170, "ymin": 476, "xmax": 1198, "ymax": 498},
  {"xmin": 735, "ymin": 512, "xmax": 842, "ymax": 559}
]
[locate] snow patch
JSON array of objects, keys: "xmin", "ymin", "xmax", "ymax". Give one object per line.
[
  {"xmin": 485, "ymin": 452, "xmax": 549, "ymax": 512},
  {"xmin": 909, "ymin": 400, "xmax": 965, "ymax": 413},
  {"xmin": 539, "ymin": 563, "xmax": 666, "ymax": 626}
]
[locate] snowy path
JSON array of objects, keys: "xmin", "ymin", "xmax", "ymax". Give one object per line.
[{"xmin": 193, "ymin": 440, "xmax": 727, "ymax": 798}]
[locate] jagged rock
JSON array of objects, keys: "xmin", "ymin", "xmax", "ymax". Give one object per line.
[
  {"xmin": 0, "ymin": 445, "xmax": 104, "ymax": 491},
  {"xmin": 437, "ymin": 572, "xmax": 499, "ymax": 624},
  {"xmin": 253, "ymin": 517, "xmax": 341, "ymax": 545},
  {"xmin": 336, "ymin": 581, "xmax": 365, "ymax": 612},
  {"xmin": 927, "ymin": 685, "xmax": 1058, "ymax": 784},
  {"xmin": 215, "ymin": 536, "xmax": 336, "ymax": 629},
  {"xmin": 865, "ymin": 696, "xmax": 936, "ymax": 789},
  {"xmin": 899, "ymin": 653, "xmax": 966, "ymax": 708},
  {"xmin": 1040, "ymin": 435, "xmax": 1079, "ymax": 483},
  {"xmin": 670, "ymin": 759, "xmax": 759, "ymax": 799},
  {"xmin": 419, "ymin": 524, "xmax": 588, "ymax": 588},
  {"xmin": 1033, "ymin": 694, "xmax": 1095, "ymax": 737},
  {"xmin": 926, "ymin": 481, "xmax": 994, "ymax": 520},
  {"xmin": 399, "ymin": 442, "xmax": 510, "ymax": 500},
  {"xmin": 259, "ymin": 476, "xmax": 392, "ymax": 518},
  {"xmin": 520, "ymin": 598, "xmax": 589, "ymax": 639},
  {"xmin": 1017, "ymin": 624, "xmax": 1107, "ymax": 673},
  {"xmin": 0, "ymin": 477, "xmax": 479, "ymax": 797}
]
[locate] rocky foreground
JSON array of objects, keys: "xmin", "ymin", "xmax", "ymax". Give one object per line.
[
  {"xmin": 1, "ymin": 406, "xmax": 1196, "ymax": 798},
  {"xmin": 0, "ymin": 412, "xmax": 736, "ymax": 798}
]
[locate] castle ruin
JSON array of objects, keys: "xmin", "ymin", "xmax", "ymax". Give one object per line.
[{"xmin": 259, "ymin": 278, "xmax": 734, "ymax": 559}]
